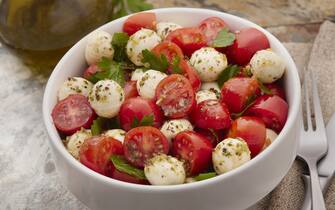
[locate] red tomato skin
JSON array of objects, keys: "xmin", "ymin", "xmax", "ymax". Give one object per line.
[
  {"xmin": 110, "ymin": 169, "xmax": 149, "ymax": 185},
  {"xmin": 178, "ymin": 60, "xmax": 201, "ymax": 91},
  {"xmin": 224, "ymin": 28, "xmax": 270, "ymax": 66},
  {"xmin": 194, "ymin": 128, "xmax": 224, "ymax": 147},
  {"xmin": 152, "ymin": 41, "xmax": 184, "ymax": 62},
  {"xmin": 246, "ymin": 95, "xmax": 288, "ymax": 132},
  {"xmin": 172, "ymin": 131, "xmax": 213, "ymax": 175},
  {"xmin": 220, "ymin": 77, "xmax": 259, "ymax": 113},
  {"xmin": 165, "ymin": 27, "xmax": 207, "ymax": 57},
  {"xmin": 79, "ymin": 136, "xmax": 124, "ymax": 175},
  {"xmin": 123, "ymin": 126, "xmax": 169, "ymax": 168},
  {"xmin": 228, "ymin": 116, "xmax": 266, "ymax": 157},
  {"xmin": 199, "ymin": 17, "xmax": 228, "ymax": 45},
  {"xmin": 83, "ymin": 64, "xmax": 100, "ymax": 79},
  {"xmin": 191, "ymin": 99, "xmax": 231, "ymax": 130},
  {"xmin": 51, "ymin": 94, "xmax": 96, "ymax": 135},
  {"xmin": 124, "ymin": 81, "xmax": 139, "ymax": 99},
  {"xmin": 255, "ymin": 83, "xmax": 286, "ymax": 99},
  {"xmin": 123, "ymin": 12, "xmax": 156, "ymax": 36},
  {"xmin": 119, "ymin": 97, "xmax": 164, "ymax": 131}
]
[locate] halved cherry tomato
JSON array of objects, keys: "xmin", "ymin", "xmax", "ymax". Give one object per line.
[
  {"xmin": 228, "ymin": 116, "xmax": 266, "ymax": 157},
  {"xmin": 80, "ymin": 136, "xmax": 123, "ymax": 175},
  {"xmin": 83, "ymin": 64, "xmax": 100, "ymax": 79},
  {"xmin": 178, "ymin": 59, "xmax": 201, "ymax": 91},
  {"xmin": 195, "ymin": 128, "xmax": 224, "ymax": 147},
  {"xmin": 246, "ymin": 95, "xmax": 288, "ymax": 132},
  {"xmin": 123, "ymin": 12, "xmax": 156, "ymax": 36},
  {"xmin": 172, "ymin": 131, "xmax": 213, "ymax": 175},
  {"xmin": 110, "ymin": 169, "xmax": 148, "ymax": 185},
  {"xmin": 191, "ymin": 99, "xmax": 231, "ymax": 130},
  {"xmin": 224, "ymin": 28, "xmax": 270, "ymax": 65},
  {"xmin": 119, "ymin": 97, "xmax": 163, "ymax": 131},
  {"xmin": 123, "ymin": 126, "xmax": 169, "ymax": 168},
  {"xmin": 199, "ymin": 17, "xmax": 228, "ymax": 45},
  {"xmin": 124, "ymin": 81, "xmax": 139, "ymax": 99},
  {"xmin": 51, "ymin": 94, "xmax": 96, "ymax": 135},
  {"xmin": 165, "ymin": 27, "xmax": 207, "ymax": 57},
  {"xmin": 256, "ymin": 83, "xmax": 286, "ymax": 99},
  {"xmin": 155, "ymin": 74, "xmax": 196, "ymax": 118},
  {"xmin": 152, "ymin": 41, "xmax": 184, "ymax": 62},
  {"xmin": 221, "ymin": 77, "xmax": 259, "ymax": 113}
]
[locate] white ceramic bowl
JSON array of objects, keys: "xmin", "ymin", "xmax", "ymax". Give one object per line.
[{"xmin": 43, "ymin": 8, "xmax": 301, "ymax": 210}]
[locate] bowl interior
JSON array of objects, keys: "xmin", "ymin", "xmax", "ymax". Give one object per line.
[{"xmin": 43, "ymin": 8, "xmax": 300, "ymax": 190}]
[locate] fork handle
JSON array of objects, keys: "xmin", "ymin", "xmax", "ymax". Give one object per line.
[{"xmin": 308, "ymin": 161, "xmax": 326, "ymax": 210}]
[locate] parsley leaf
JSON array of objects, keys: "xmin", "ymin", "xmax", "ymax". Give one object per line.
[
  {"xmin": 142, "ymin": 49, "xmax": 169, "ymax": 72},
  {"xmin": 110, "ymin": 155, "xmax": 146, "ymax": 179},
  {"xmin": 91, "ymin": 117, "xmax": 105, "ymax": 136},
  {"xmin": 91, "ymin": 117, "xmax": 120, "ymax": 135},
  {"xmin": 193, "ymin": 172, "xmax": 216, "ymax": 181},
  {"xmin": 258, "ymin": 81, "xmax": 273, "ymax": 95},
  {"xmin": 111, "ymin": 0, "xmax": 153, "ymax": 20},
  {"xmin": 171, "ymin": 56, "xmax": 183, "ymax": 74},
  {"xmin": 112, "ymin": 32, "xmax": 129, "ymax": 62},
  {"xmin": 231, "ymin": 95, "xmax": 256, "ymax": 119},
  {"xmin": 131, "ymin": 114, "xmax": 154, "ymax": 128},
  {"xmin": 212, "ymin": 28, "xmax": 235, "ymax": 48},
  {"xmin": 217, "ymin": 65, "xmax": 241, "ymax": 88},
  {"xmin": 88, "ymin": 57, "xmax": 126, "ymax": 87}
]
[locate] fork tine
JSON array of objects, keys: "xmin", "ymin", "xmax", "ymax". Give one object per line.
[
  {"xmin": 311, "ymin": 70, "xmax": 325, "ymax": 130},
  {"xmin": 304, "ymin": 71, "xmax": 313, "ymax": 130}
]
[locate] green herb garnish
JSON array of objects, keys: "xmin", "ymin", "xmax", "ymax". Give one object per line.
[
  {"xmin": 212, "ymin": 28, "xmax": 235, "ymax": 48},
  {"xmin": 258, "ymin": 80, "xmax": 273, "ymax": 95},
  {"xmin": 91, "ymin": 117, "xmax": 120, "ymax": 135},
  {"xmin": 217, "ymin": 65, "xmax": 241, "ymax": 88},
  {"xmin": 112, "ymin": 32, "xmax": 129, "ymax": 62},
  {"xmin": 142, "ymin": 49, "xmax": 169, "ymax": 72},
  {"xmin": 193, "ymin": 172, "xmax": 217, "ymax": 181},
  {"xmin": 110, "ymin": 155, "xmax": 146, "ymax": 179},
  {"xmin": 231, "ymin": 95, "xmax": 256, "ymax": 119},
  {"xmin": 171, "ymin": 56, "xmax": 183, "ymax": 74},
  {"xmin": 131, "ymin": 114, "xmax": 154, "ymax": 128}
]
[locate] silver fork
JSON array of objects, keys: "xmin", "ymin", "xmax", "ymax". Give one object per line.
[{"xmin": 297, "ymin": 69, "xmax": 328, "ymax": 210}]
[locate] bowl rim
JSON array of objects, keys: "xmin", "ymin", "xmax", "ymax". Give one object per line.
[{"xmin": 43, "ymin": 7, "xmax": 301, "ymax": 192}]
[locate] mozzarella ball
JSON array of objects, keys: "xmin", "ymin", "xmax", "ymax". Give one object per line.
[
  {"xmin": 196, "ymin": 90, "xmax": 219, "ymax": 104},
  {"xmin": 136, "ymin": 70, "xmax": 167, "ymax": 99},
  {"xmin": 156, "ymin": 22, "xmax": 182, "ymax": 39},
  {"xmin": 144, "ymin": 154, "xmax": 186, "ymax": 185},
  {"xmin": 190, "ymin": 47, "xmax": 228, "ymax": 82},
  {"xmin": 85, "ymin": 30, "xmax": 114, "ymax": 65},
  {"xmin": 250, "ymin": 49, "xmax": 285, "ymax": 83},
  {"xmin": 66, "ymin": 129, "xmax": 92, "ymax": 159},
  {"xmin": 126, "ymin": 29, "xmax": 161, "ymax": 66},
  {"xmin": 131, "ymin": 68, "xmax": 145, "ymax": 81},
  {"xmin": 88, "ymin": 80, "xmax": 124, "ymax": 118},
  {"xmin": 212, "ymin": 138, "xmax": 251, "ymax": 174},
  {"xmin": 201, "ymin": 82, "xmax": 221, "ymax": 98},
  {"xmin": 103, "ymin": 129, "xmax": 126, "ymax": 143},
  {"xmin": 262, "ymin": 129, "xmax": 278, "ymax": 150},
  {"xmin": 160, "ymin": 119, "xmax": 193, "ymax": 143},
  {"xmin": 58, "ymin": 77, "xmax": 93, "ymax": 100}
]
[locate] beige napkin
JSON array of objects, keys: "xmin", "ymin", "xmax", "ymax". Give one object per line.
[{"xmin": 250, "ymin": 20, "xmax": 335, "ymax": 210}]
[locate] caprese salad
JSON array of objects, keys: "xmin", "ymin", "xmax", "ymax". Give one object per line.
[{"xmin": 51, "ymin": 12, "xmax": 288, "ymax": 185}]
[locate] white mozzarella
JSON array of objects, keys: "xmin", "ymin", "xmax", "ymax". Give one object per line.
[
  {"xmin": 201, "ymin": 82, "xmax": 221, "ymax": 98},
  {"xmin": 66, "ymin": 129, "xmax": 92, "ymax": 159},
  {"xmin": 212, "ymin": 138, "xmax": 251, "ymax": 174},
  {"xmin": 190, "ymin": 47, "xmax": 228, "ymax": 82},
  {"xmin": 156, "ymin": 22, "xmax": 182, "ymax": 39},
  {"xmin": 136, "ymin": 70, "xmax": 167, "ymax": 99},
  {"xmin": 126, "ymin": 29, "xmax": 161, "ymax": 66},
  {"xmin": 103, "ymin": 129, "xmax": 126, "ymax": 143},
  {"xmin": 262, "ymin": 129, "xmax": 278, "ymax": 150},
  {"xmin": 250, "ymin": 49, "xmax": 285, "ymax": 84},
  {"xmin": 58, "ymin": 77, "xmax": 93, "ymax": 100},
  {"xmin": 88, "ymin": 80, "xmax": 124, "ymax": 118},
  {"xmin": 144, "ymin": 154, "xmax": 186, "ymax": 185},
  {"xmin": 196, "ymin": 90, "xmax": 219, "ymax": 104},
  {"xmin": 160, "ymin": 119, "xmax": 193, "ymax": 144},
  {"xmin": 131, "ymin": 68, "xmax": 145, "ymax": 81},
  {"xmin": 85, "ymin": 30, "xmax": 114, "ymax": 65}
]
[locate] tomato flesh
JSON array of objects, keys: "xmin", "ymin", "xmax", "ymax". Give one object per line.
[
  {"xmin": 199, "ymin": 16, "xmax": 228, "ymax": 45},
  {"xmin": 172, "ymin": 131, "xmax": 213, "ymax": 175},
  {"xmin": 124, "ymin": 81, "xmax": 139, "ymax": 99},
  {"xmin": 83, "ymin": 64, "xmax": 100, "ymax": 79},
  {"xmin": 110, "ymin": 168, "xmax": 148, "ymax": 185},
  {"xmin": 51, "ymin": 94, "xmax": 95, "ymax": 135},
  {"xmin": 228, "ymin": 116, "xmax": 266, "ymax": 157},
  {"xmin": 152, "ymin": 41, "xmax": 184, "ymax": 62},
  {"xmin": 123, "ymin": 126, "xmax": 169, "ymax": 168},
  {"xmin": 123, "ymin": 12, "xmax": 156, "ymax": 36},
  {"xmin": 178, "ymin": 59, "xmax": 201, "ymax": 91},
  {"xmin": 195, "ymin": 128, "xmax": 224, "ymax": 147},
  {"xmin": 155, "ymin": 74, "xmax": 196, "ymax": 118},
  {"xmin": 246, "ymin": 95, "xmax": 288, "ymax": 132}
]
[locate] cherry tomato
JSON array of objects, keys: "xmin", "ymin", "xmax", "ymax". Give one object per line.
[
  {"xmin": 124, "ymin": 81, "xmax": 139, "ymax": 99},
  {"xmin": 221, "ymin": 77, "xmax": 259, "ymax": 113},
  {"xmin": 123, "ymin": 126, "xmax": 169, "ymax": 168},
  {"xmin": 110, "ymin": 169, "xmax": 148, "ymax": 185},
  {"xmin": 83, "ymin": 64, "xmax": 100, "ymax": 79},
  {"xmin": 195, "ymin": 128, "xmax": 224, "ymax": 147},
  {"xmin": 152, "ymin": 41, "xmax": 184, "ymax": 62},
  {"xmin": 178, "ymin": 59, "xmax": 201, "ymax": 91},
  {"xmin": 155, "ymin": 74, "xmax": 196, "ymax": 118},
  {"xmin": 119, "ymin": 97, "xmax": 164, "ymax": 131},
  {"xmin": 165, "ymin": 27, "xmax": 207, "ymax": 57},
  {"xmin": 51, "ymin": 94, "xmax": 96, "ymax": 135},
  {"xmin": 123, "ymin": 12, "xmax": 156, "ymax": 36},
  {"xmin": 224, "ymin": 28, "xmax": 270, "ymax": 66},
  {"xmin": 256, "ymin": 83, "xmax": 286, "ymax": 99},
  {"xmin": 228, "ymin": 116, "xmax": 266, "ymax": 157},
  {"xmin": 191, "ymin": 99, "xmax": 231, "ymax": 130},
  {"xmin": 246, "ymin": 95, "xmax": 288, "ymax": 132},
  {"xmin": 199, "ymin": 17, "xmax": 228, "ymax": 45},
  {"xmin": 80, "ymin": 136, "xmax": 123, "ymax": 175},
  {"xmin": 172, "ymin": 131, "xmax": 213, "ymax": 175}
]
